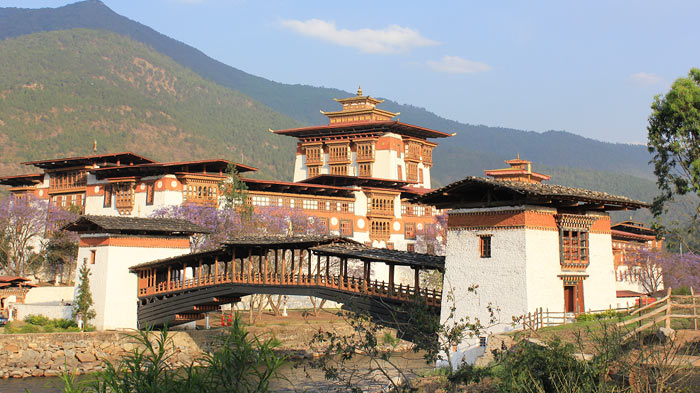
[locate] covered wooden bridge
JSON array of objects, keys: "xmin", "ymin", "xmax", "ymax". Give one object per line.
[{"xmin": 130, "ymin": 235, "xmax": 444, "ymax": 337}]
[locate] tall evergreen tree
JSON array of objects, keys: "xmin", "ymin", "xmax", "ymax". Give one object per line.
[{"xmin": 73, "ymin": 260, "xmax": 96, "ymax": 331}]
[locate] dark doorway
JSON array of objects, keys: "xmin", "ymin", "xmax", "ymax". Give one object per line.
[{"xmin": 564, "ymin": 285, "xmax": 575, "ymax": 312}]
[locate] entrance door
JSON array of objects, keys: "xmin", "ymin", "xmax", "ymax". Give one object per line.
[{"xmin": 564, "ymin": 285, "xmax": 575, "ymax": 313}]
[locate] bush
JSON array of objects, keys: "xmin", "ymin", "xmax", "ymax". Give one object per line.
[
  {"xmin": 24, "ymin": 314, "xmax": 51, "ymax": 326},
  {"xmin": 19, "ymin": 324, "xmax": 41, "ymax": 333}
]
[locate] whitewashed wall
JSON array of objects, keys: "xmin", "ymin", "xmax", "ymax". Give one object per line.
[
  {"xmin": 24, "ymin": 287, "xmax": 75, "ymax": 305},
  {"xmin": 74, "ymin": 237, "xmax": 190, "ymax": 330},
  {"xmin": 584, "ymin": 232, "xmax": 617, "ymax": 311}
]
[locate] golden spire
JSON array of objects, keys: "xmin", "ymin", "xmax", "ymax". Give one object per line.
[
  {"xmin": 516, "ymin": 152, "xmax": 520, "ymax": 159},
  {"xmin": 357, "ymin": 85, "xmax": 362, "ymax": 96},
  {"xmin": 93, "ymin": 139, "xmax": 97, "ymax": 153}
]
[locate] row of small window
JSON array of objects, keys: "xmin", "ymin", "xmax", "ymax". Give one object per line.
[
  {"xmin": 50, "ymin": 171, "xmax": 87, "ymax": 190},
  {"xmin": 401, "ymin": 204, "xmax": 432, "ymax": 217},
  {"xmin": 103, "ymin": 183, "xmax": 153, "ymax": 208},
  {"xmin": 248, "ymin": 195, "xmax": 355, "ymax": 213},
  {"xmin": 308, "ymin": 163, "xmax": 372, "ymax": 177},
  {"xmin": 52, "ymin": 193, "xmax": 85, "ymax": 208}
]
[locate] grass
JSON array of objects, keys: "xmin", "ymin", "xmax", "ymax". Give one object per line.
[{"xmin": 0, "ymin": 315, "xmax": 94, "ymax": 334}]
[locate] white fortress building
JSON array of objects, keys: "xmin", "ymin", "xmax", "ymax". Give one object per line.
[{"xmin": 416, "ymin": 158, "xmax": 650, "ymax": 364}]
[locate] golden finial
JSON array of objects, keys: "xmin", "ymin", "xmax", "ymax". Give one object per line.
[
  {"xmin": 93, "ymin": 139, "xmax": 97, "ymax": 152},
  {"xmin": 516, "ymin": 153, "xmax": 520, "ymax": 159},
  {"xmin": 357, "ymin": 85, "xmax": 363, "ymax": 96}
]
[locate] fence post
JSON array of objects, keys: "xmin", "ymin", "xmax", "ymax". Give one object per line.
[
  {"xmin": 539, "ymin": 307, "xmax": 543, "ymax": 329},
  {"xmin": 692, "ymin": 287, "xmax": 698, "ymax": 331},
  {"xmin": 665, "ymin": 287, "xmax": 672, "ymax": 329},
  {"xmin": 546, "ymin": 308, "xmax": 549, "ymax": 327}
]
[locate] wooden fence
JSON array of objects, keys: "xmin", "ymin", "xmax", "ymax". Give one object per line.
[
  {"xmin": 617, "ymin": 287, "xmax": 700, "ymax": 340},
  {"xmin": 520, "ymin": 304, "xmax": 636, "ymax": 332}
]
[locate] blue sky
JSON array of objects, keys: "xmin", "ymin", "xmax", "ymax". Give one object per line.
[{"xmin": 3, "ymin": 0, "xmax": 700, "ymax": 144}]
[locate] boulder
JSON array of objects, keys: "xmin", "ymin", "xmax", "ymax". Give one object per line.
[
  {"xmin": 657, "ymin": 327, "xmax": 676, "ymax": 343},
  {"xmin": 5, "ymin": 344, "xmax": 19, "ymax": 353},
  {"xmin": 76, "ymin": 352, "xmax": 97, "ymax": 363}
]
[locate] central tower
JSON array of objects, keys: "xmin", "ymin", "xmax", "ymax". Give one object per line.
[{"xmin": 273, "ymin": 88, "xmax": 450, "ymax": 188}]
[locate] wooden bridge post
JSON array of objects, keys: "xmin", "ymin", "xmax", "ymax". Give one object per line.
[
  {"xmin": 665, "ymin": 287, "xmax": 672, "ymax": 329},
  {"xmin": 214, "ymin": 257, "xmax": 219, "ymax": 284},
  {"xmin": 692, "ymin": 287, "xmax": 698, "ymax": 330},
  {"xmin": 290, "ymin": 250, "xmax": 295, "ymax": 282},
  {"xmin": 298, "ymin": 250, "xmax": 304, "ymax": 284},
  {"xmin": 274, "ymin": 249, "xmax": 279, "ymax": 282},
  {"xmin": 316, "ymin": 254, "xmax": 321, "ymax": 284},
  {"xmin": 247, "ymin": 248, "xmax": 252, "ymax": 283},
  {"xmin": 167, "ymin": 266, "xmax": 171, "ymax": 290},
  {"xmin": 326, "ymin": 255, "xmax": 330, "ymax": 279},
  {"xmin": 308, "ymin": 249, "xmax": 312, "ymax": 282},
  {"xmin": 281, "ymin": 250, "xmax": 287, "ymax": 284},
  {"xmin": 414, "ymin": 268, "xmax": 420, "ymax": 295},
  {"xmin": 264, "ymin": 249, "xmax": 269, "ymax": 283},
  {"xmin": 231, "ymin": 248, "xmax": 236, "ymax": 282},
  {"xmin": 389, "ymin": 264, "xmax": 395, "ymax": 296}
]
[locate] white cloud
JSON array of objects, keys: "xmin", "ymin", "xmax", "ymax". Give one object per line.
[
  {"xmin": 426, "ymin": 55, "xmax": 491, "ymax": 74},
  {"xmin": 628, "ymin": 72, "xmax": 663, "ymax": 86},
  {"xmin": 280, "ymin": 19, "xmax": 439, "ymax": 54}
]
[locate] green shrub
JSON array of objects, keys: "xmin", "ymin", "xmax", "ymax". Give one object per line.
[
  {"xmin": 575, "ymin": 313, "xmax": 595, "ymax": 322},
  {"xmin": 19, "ymin": 324, "xmax": 41, "ymax": 333},
  {"xmin": 494, "ymin": 338, "xmax": 601, "ymax": 392},
  {"xmin": 24, "ymin": 314, "xmax": 51, "ymax": 326},
  {"xmin": 3, "ymin": 321, "xmax": 18, "ymax": 333},
  {"xmin": 42, "ymin": 325, "xmax": 55, "ymax": 333},
  {"xmin": 53, "ymin": 318, "xmax": 78, "ymax": 329}
]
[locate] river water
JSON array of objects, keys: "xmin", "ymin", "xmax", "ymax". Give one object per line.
[{"xmin": 0, "ymin": 352, "xmax": 433, "ymax": 393}]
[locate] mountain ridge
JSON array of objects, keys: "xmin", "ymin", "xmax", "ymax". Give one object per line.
[{"xmin": 0, "ymin": 0, "xmax": 654, "ymax": 185}]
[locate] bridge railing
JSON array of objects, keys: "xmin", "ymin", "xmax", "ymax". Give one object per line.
[{"xmin": 141, "ymin": 271, "xmax": 441, "ymax": 307}]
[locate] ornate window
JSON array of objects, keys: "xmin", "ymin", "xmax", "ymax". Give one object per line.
[
  {"xmin": 340, "ymin": 220, "xmax": 353, "ymax": 236},
  {"xmin": 339, "ymin": 201, "xmax": 354, "ymax": 213},
  {"xmin": 406, "ymin": 162, "xmax": 418, "ymax": 182},
  {"xmin": 404, "ymin": 223, "xmax": 416, "ymax": 240},
  {"xmin": 556, "ymin": 214, "xmax": 596, "ymax": 269},
  {"xmin": 405, "ymin": 142, "xmax": 421, "ymax": 161},
  {"xmin": 356, "ymin": 143, "xmax": 374, "ymax": 161},
  {"xmin": 328, "ymin": 144, "xmax": 349, "ymax": 163},
  {"xmin": 330, "ymin": 164, "xmax": 347, "ymax": 176},
  {"xmin": 358, "ymin": 163, "xmax": 372, "ymax": 177},
  {"xmin": 318, "ymin": 218, "xmax": 329, "ymax": 234},
  {"xmin": 182, "ymin": 177, "xmax": 219, "ymax": 206},
  {"xmin": 406, "ymin": 243, "xmax": 415, "ymax": 253},
  {"xmin": 50, "ymin": 171, "xmax": 87, "ymax": 191},
  {"xmin": 370, "ymin": 219, "xmax": 391, "ymax": 241},
  {"xmin": 104, "ymin": 186, "xmax": 112, "ymax": 208},
  {"xmin": 146, "ymin": 183, "xmax": 155, "ymax": 206},
  {"xmin": 251, "ymin": 195, "xmax": 271, "ymax": 206},
  {"xmin": 114, "ymin": 182, "xmax": 135, "ymax": 214},
  {"xmin": 561, "ymin": 231, "xmax": 588, "ymax": 263},
  {"xmin": 368, "ymin": 194, "xmax": 395, "ymax": 216},
  {"xmin": 308, "ymin": 166, "xmax": 321, "ymax": 178},
  {"xmin": 423, "ymin": 146, "xmax": 433, "ymax": 166},
  {"xmin": 305, "ymin": 145, "xmax": 322, "ymax": 165}
]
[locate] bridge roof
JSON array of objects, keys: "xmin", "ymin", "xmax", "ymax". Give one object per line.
[
  {"xmin": 311, "ymin": 243, "xmax": 445, "ymax": 271},
  {"xmin": 130, "ymin": 235, "xmax": 357, "ymax": 271},
  {"xmin": 221, "ymin": 235, "xmax": 358, "ymax": 248},
  {"xmin": 64, "ymin": 215, "xmax": 211, "ymax": 236}
]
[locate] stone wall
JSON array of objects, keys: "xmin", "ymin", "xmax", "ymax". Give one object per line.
[{"xmin": 0, "ymin": 330, "xmax": 218, "ymax": 379}]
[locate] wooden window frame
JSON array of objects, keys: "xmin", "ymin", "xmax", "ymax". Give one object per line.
[
  {"xmin": 404, "ymin": 223, "xmax": 416, "ymax": 240},
  {"xmin": 479, "ymin": 235, "xmax": 492, "ymax": 258},
  {"xmin": 90, "ymin": 250, "xmax": 96, "ymax": 265},
  {"xmin": 104, "ymin": 185, "xmax": 112, "ymax": 208},
  {"xmin": 358, "ymin": 162, "xmax": 372, "ymax": 177},
  {"xmin": 146, "ymin": 183, "xmax": 155, "ymax": 206},
  {"xmin": 560, "ymin": 230, "xmax": 589, "ymax": 265},
  {"xmin": 340, "ymin": 219, "xmax": 353, "ymax": 236},
  {"xmin": 308, "ymin": 165, "xmax": 321, "ymax": 178}
]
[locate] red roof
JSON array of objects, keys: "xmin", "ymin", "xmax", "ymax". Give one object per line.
[
  {"xmin": 273, "ymin": 121, "xmax": 452, "ymax": 139},
  {"xmin": 0, "ymin": 276, "xmax": 31, "ymax": 282},
  {"xmin": 616, "ymin": 290, "xmax": 646, "ymax": 298},
  {"xmin": 0, "ymin": 173, "xmax": 44, "ymax": 187},
  {"xmin": 22, "ymin": 152, "xmax": 156, "ymax": 171}
]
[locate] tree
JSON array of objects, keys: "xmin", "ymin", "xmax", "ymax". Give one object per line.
[
  {"xmin": 219, "ymin": 164, "xmax": 253, "ymax": 218},
  {"xmin": 624, "ymin": 249, "xmax": 666, "ymax": 294},
  {"xmin": 647, "ymin": 68, "xmax": 700, "ymax": 218},
  {"xmin": 73, "ymin": 260, "xmax": 96, "ymax": 330},
  {"xmin": 0, "ymin": 195, "xmax": 49, "ymax": 276}
]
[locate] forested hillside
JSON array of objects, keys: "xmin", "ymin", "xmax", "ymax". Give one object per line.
[
  {"xmin": 0, "ymin": 0, "xmax": 653, "ymax": 183},
  {"xmin": 0, "ymin": 29, "xmax": 298, "ymax": 179}
]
